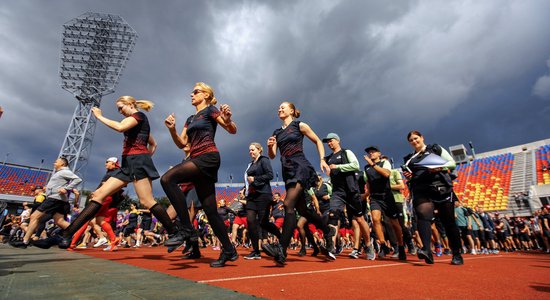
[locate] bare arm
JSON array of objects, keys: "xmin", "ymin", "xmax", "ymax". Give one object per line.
[
  {"xmin": 164, "ymin": 113, "xmax": 187, "ymax": 149},
  {"xmin": 267, "ymin": 136, "xmax": 277, "ymax": 159},
  {"xmin": 148, "ymin": 135, "xmax": 157, "ymax": 155},
  {"xmin": 92, "ymin": 107, "xmax": 138, "ymax": 132},
  {"xmin": 299, "ymin": 122, "xmax": 329, "ymax": 175},
  {"xmin": 216, "ymin": 104, "xmax": 237, "ymax": 134}
]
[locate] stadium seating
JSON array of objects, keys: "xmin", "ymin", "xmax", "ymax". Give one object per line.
[
  {"xmin": 215, "ymin": 184, "xmax": 287, "ymax": 205},
  {"xmin": 453, "ymin": 153, "xmax": 513, "ymax": 211},
  {"xmin": 535, "ymin": 145, "xmax": 550, "ymax": 185},
  {"xmin": 0, "ymin": 165, "xmax": 50, "ymax": 196}
]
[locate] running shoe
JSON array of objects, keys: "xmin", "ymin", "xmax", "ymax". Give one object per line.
[
  {"xmin": 379, "ymin": 243, "xmax": 391, "ymax": 258},
  {"xmin": 319, "ymin": 244, "xmax": 337, "ymax": 260},
  {"xmin": 443, "ymin": 249, "xmax": 451, "ymax": 255},
  {"xmin": 435, "ymin": 246, "xmax": 443, "ymax": 257},
  {"xmin": 9, "ymin": 240, "xmax": 28, "ymax": 249},
  {"xmin": 398, "ymin": 246, "xmax": 407, "ymax": 261},
  {"xmin": 58, "ymin": 237, "xmax": 73, "ymax": 249},
  {"xmin": 182, "ymin": 250, "xmax": 201, "ymax": 259},
  {"xmin": 244, "ymin": 251, "xmax": 261, "ymax": 260},
  {"xmin": 311, "ymin": 245, "xmax": 319, "ymax": 257},
  {"xmin": 32, "ymin": 235, "xmax": 63, "ymax": 249},
  {"xmin": 410, "ymin": 247, "xmax": 417, "ymax": 256},
  {"xmin": 164, "ymin": 228, "xmax": 198, "ymax": 247},
  {"xmin": 492, "ymin": 249, "xmax": 500, "ymax": 254},
  {"xmin": 469, "ymin": 249, "xmax": 477, "ymax": 255},
  {"xmin": 417, "ymin": 248, "xmax": 434, "ymax": 264},
  {"xmin": 297, "ymin": 248, "xmax": 306, "ymax": 257},
  {"xmin": 482, "ymin": 248, "xmax": 489, "ymax": 255},
  {"xmin": 365, "ymin": 243, "xmax": 376, "ymax": 260},
  {"xmin": 349, "ymin": 248, "xmax": 361, "ymax": 259},
  {"xmin": 76, "ymin": 243, "xmax": 87, "ymax": 249},
  {"xmin": 335, "ymin": 244, "xmax": 344, "ymax": 256},
  {"xmin": 451, "ymin": 253, "xmax": 464, "ymax": 265},
  {"xmin": 210, "ymin": 248, "xmax": 239, "ymax": 268},
  {"xmin": 261, "ymin": 243, "xmax": 278, "ymax": 257},
  {"xmin": 262, "ymin": 243, "xmax": 286, "ymax": 265},
  {"xmin": 93, "ymin": 237, "xmax": 108, "ymax": 248}
]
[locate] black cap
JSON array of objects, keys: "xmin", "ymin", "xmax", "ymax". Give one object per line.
[
  {"xmin": 33, "ymin": 186, "xmax": 44, "ymax": 191},
  {"xmin": 364, "ymin": 146, "xmax": 380, "ymax": 153}
]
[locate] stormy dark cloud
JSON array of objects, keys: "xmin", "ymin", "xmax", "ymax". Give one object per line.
[{"xmin": 1, "ymin": 0, "xmax": 550, "ymax": 196}]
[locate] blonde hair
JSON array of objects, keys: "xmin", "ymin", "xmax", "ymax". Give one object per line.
[
  {"xmin": 116, "ymin": 95, "xmax": 154, "ymax": 112},
  {"xmin": 282, "ymin": 101, "xmax": 300, "ymax": 118},
  {"xmin": 195, "ymin": 82, "xmax": 217, "ymax": 105},
  {"xmin": 250, "ymin": 142, "xmax": 263, "ymax": 154}
]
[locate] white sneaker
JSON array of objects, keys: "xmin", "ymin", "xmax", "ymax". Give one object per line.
[
  {"xmin": 469, "ymin": 249, "xmax": 477, "ymax": 255},
  {"xmin": 93, "ymin": 237, "xmax": 108, "ymax": 248}
]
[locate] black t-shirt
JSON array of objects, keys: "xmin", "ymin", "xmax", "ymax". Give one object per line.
[
  {"xmin": 123, "ymin": 112, "xmax": 150, "ymax": 156},
  {"xmin": 273, "ymin": 120, "xmax": 304, "ymax": 158},
  {"xmin": 185, "ymin": 105, "xmax": 221, "ymax": 158},
  {"xmin": 314, "ymin": 184, "xmax": 330, "ymax": 212},
  {"xmin": 217, "ymin": 206, "xmax": 231, "ymax": 221}
]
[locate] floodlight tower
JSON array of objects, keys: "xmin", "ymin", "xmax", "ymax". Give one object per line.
[{"xmin": 58, "ymin": 12, "xmax": 137, "ymax": 176}]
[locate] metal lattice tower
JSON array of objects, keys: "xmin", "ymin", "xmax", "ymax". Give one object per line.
[{"xmin": 58, "ymin": 12, "xmax": 137, "ymax": 176}]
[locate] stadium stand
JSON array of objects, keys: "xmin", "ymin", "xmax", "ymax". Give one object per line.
[
  {"xmin": 0, "ymin": 164, "xmax": 50, "ymax": 196},
  {"xmin": 536, "ymin": 144, "xmax": 550, "ymax": 185},
  {"xmin": 453, "ymin": 153, "xmax": 513, "ymax": 211},
  {"xmin": 215, "ymin": 183, "xmax": 287, "ymax": 204}
]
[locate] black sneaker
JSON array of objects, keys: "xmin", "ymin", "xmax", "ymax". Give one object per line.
[
  {"xmin": 58, "ymin": 237, "xmax": 72, "ymax": 249},
  {"xmin": 297, "ymin": 248, "xmax": 306, "ymax": 257},
  {"xmin": 210, "ymin": 249, "xmax": 239, "ymax": 268},
  {"xmin": 261, "ymin": 243, "xmax": 277, "ymax": 257},
  {"xmin": 182, "ymin": 251, "xmax": 201, "ymax": 259},
  {"xmin": 262, "ymin": 243, "xmax": 286, "ymax": 265},
  {"xmin": 417, "ymin": 248, "xmax": 434, "ymax": 264},
  {"xmin": 33, "ymin": 235, "xmax": 63, "ymax": 249},
  {"xmin": 451, "ymin": 253, "xmax": 464, "ymax": 265},
  {"xmin": 379, "ymin": 243, "xmax": 391, "ymax": 258},
  {"xmin": 165, "ymin": 228, "xmax": 197, "ymax": 247},
  {"xmin": 244, "ymin": 251, "xmax": 261, "ymax": 260},
  {"xmin": 311, "ymin": 245, "xmax": 319, "ymax": 257},
  {"xmin": 398, "ymin": 246, "xmax": 407, "ymax": 261},
  {"xmin": 10, "ymin": 240, "xmax": 28, "ymax": 249},
  {"xmin": 181, "ymin": 242, "xmax": 192, "ymax": 255},
  {"xmin": 319, "ymin": 244, "xmax": 337, "ymax": 261}
]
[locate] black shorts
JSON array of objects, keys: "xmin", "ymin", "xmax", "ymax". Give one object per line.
[
  {"xmin": 37, "ymin": 198, "xmax": 70, "ymax": 216},
  {"xmin": 471, "ymin": 230, "xmax": 480, "ymax": 240},
  {"xmin": 458, "ymin": 226, "xmax": 472, "ymax": 237},
  {"xmin": 519, "ymin": 233, "xmax": 529, "ymax": 242},
  {"xmin": 330, "ymin": 190, "xmax": 363, "ymax": 217},
  {"xmin": 114, "ymin": 154, "xmax": 160, "ymax": 182},
  {"xmin": 484, "ymin": 230, "xmax": 495, "ymax": 240},
  {"xmin": 246, "ymin": 193, "xmax": 271, "ymax": 212},
  {"xmin": 140, "ymin": 218, "xmax": 152, "ymax": 231},
  {"xmin": 184, "ymin": 188, "xmax": 202, "ymax": 209},
  {"xmin": 189, "ymin": 152, "xmax": 221, "ymax": 183},
  {"xmin": 370, "ymin": 193, "xmax": 400, "ymax": 219},
  {"xmin": 124, "ymin": 225, "xmax": 137, "ymax": 237}
]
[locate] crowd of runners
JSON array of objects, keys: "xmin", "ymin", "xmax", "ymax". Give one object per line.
[{"xmin": 3, "ymin": 82, "xmax": 550, "ymax": 268}]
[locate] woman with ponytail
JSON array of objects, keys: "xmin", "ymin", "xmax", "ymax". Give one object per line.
[
  {"xmin": 262, "ymin": 101, "xmax": 335, "ymax": 265},
  {"xmin": 162, "ymin": 82, "xmax": 238, "ymax": 268},
  {"xmin": 59, "ymin": 96, "xmax": 178, "ymax": 249}
]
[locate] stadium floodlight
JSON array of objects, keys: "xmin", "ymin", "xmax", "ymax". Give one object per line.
[{"xmin": 58, "ymin": 12, "xmax": 137, "ymax": 177}]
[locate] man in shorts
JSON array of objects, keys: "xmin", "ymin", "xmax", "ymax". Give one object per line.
[
  {"xmin": 363, "ymin": 146, "xmax": 405, "ymax": 260},
  {"xmin": 11, "ymin": 157, "xmax": 82, "ymax": 248}
]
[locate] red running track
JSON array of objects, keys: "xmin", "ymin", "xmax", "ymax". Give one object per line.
[{"xmin": 77, "ymin": 246, "xmax": 550, "ymax": 299}]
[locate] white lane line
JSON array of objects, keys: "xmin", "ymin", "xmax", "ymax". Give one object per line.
[{"xmin": 198, "ymin": 255, "xmax": 503, "ymax": 283}]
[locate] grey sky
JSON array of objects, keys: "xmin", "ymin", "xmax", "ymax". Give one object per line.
[{"xmin": 1, "ymin": 0, "xmax": 549, "ymax": 195}]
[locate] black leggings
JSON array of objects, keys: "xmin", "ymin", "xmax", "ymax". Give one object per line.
[
  {"xmin": 160, "ymin": 160, "xmax": 234, "ymax": 252},
  {"xmin": 414, "ymin": 194, "xmax": 461, "ymax": 254},
  {"xmin": 280, "ymin": 183, "xmax": 328, "ymax": 251},
  {"xmin": 247, "ymin": 204, "xmax": 281, "ymax": 252}
]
